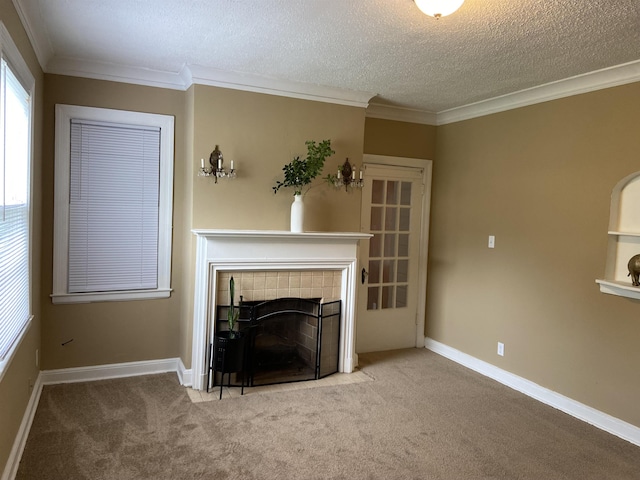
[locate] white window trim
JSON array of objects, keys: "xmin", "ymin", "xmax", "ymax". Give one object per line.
[
  {"xmin": 0, "ymin": 21, "xmax": 35, "ymax": 380},
  {"xmin": 52, "ymin": 105, "xmax": 174, "ymax": 304}
]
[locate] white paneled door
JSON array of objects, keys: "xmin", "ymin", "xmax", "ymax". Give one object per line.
[{"xmin": 357, "ymin": 163, "xmax": 426, "ymax": 353}]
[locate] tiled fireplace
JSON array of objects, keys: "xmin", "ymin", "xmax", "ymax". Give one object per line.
[
  {"xmin": 216, "ymin": 270, "xmax": 343, "ymax": 303},
  {"xmin": 191, "ymin": 230, "xmax": 371, "ymax": 391}
]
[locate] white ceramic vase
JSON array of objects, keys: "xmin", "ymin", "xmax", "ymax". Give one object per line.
[{"xmin": 290, "ymin": 194, "xmax": 304, "ymax": 233}]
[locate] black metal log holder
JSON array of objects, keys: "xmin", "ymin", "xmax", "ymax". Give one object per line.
[{"xmin": 207, "ymin": 298, "xmax": 341, "ymax": 394}]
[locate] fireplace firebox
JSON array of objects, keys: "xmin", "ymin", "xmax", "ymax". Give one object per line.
[{"xmin": 209, "ymin": 298, "xmax": 341, "ymax": 390}]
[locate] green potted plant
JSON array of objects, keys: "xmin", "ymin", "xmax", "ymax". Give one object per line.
[
  {"xmin": 272, "ymin": 139, "xmax": 335, "ymax": 196},
  {"xmin": 273, "ymin": 139, "xmax": 335, "ymax": 232},
  {"xmin": 227, "ymin": 276, "xmax": 240, "ymax": 337},
  {"xmin": 211, "ymin": 275, "xmax": 246, "ymax": 398}
]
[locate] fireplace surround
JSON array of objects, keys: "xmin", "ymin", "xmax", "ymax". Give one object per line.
[{"xmin": 191, "ymin": 230, "xmax": 371, "ymax": 391}]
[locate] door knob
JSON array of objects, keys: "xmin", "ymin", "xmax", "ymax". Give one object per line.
[{"xmin": 361, "ymin": 267, "xmax": 369, "ymax": 284}]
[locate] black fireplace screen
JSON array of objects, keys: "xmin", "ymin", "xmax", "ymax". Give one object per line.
[{"xmin": 213, "ymin": 298, "xmax": 341, "ymax": 387}]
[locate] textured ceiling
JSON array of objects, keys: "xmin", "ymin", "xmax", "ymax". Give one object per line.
[{"xmin": 14, "ymin": 0, "xmax": 640, "ymax": 115}]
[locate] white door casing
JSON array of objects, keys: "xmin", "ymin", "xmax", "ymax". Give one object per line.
[{"xmin": 357, "ymin": 155, "xmax": 432, "ymax": 353}]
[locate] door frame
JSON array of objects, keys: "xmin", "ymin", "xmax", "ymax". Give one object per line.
[{"xmin": 362, "ymin": 154, "xmax": 433, "ymax": 348}]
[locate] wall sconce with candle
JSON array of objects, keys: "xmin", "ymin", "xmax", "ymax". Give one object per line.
[
  {"xmin": 326, "ymin": 158, "xmax": 364, "ymax": 191},
  {"xmin": 198, "ymin": 144, "xmax": 236, "ymax": 183}
]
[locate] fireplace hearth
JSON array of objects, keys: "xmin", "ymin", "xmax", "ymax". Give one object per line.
[{"xmin": 210, "ymin": 298, "xmax": 341, "ymax": 389}]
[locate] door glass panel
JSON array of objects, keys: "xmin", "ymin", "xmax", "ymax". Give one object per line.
[
  {"xmin": 372, "ymin": 180, "xmax": 385, "ymax": 204},
  {"xmin": 369, "ymin": 233, "xmax": 382, "ymax": 257},
  {"xmin": 383, "ymin": 259, "xmax": 395, "ymax": 283},
  {"xmin": 400, "ymin": 182, "xmax": 411, "ymax": 206},
  {"xmin": 398, "ymin": 234, "xmax": 409, "ymax": 257},
  {"xmin": 368, "ymin": 260, "xmax": 381, "ymax": 283},
  {"xmin": 399, "ymin": 208, "xmax": 410, "ymax": 231},
  {"xmin": 385, "ymin": 207, "xmax": 397, "ymax": 230},
  {"xmin": 397, "ymin": 260, "xmax": 408, "ymax": 283},
  {"xmin": 383, "ymin": 234, "xmax": 396, "ymax": 257},
  {"xmin": 382, "ymin": 286, "xmax": 394, "ymax": 309},
  {"xmin": 370, "ymin": 207, "xmax": 383, "ymax": 231},
  {"xmin": 396, "ymin": 285, "xmax": 407, "ymax": 308},
  {"xmin": 386, "ymin": 181, "xmax": 398, "ymax": 205},
  {"xmin": 367, "ymin": 287, "xmax": 379, "ymax": 310},
  {"xmin": 365, "ymin": 172, "xmax": 417, "ymax": 312}
]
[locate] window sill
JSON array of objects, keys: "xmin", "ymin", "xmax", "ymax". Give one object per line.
[{"xmin": 50, "ymin": 288, "xmax": 172, "ymax": 304}]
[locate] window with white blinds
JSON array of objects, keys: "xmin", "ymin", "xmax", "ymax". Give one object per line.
[
  {"xmin": 53, "ymin": 105, "xmax": 174, "ymax": 304},
  {"xmin": 69, "ymin": 121, "xmax": 160, "ymax": 293},
  {"xmin": 0, "ymin": 52, "xmax": 33, "ymax": 362}
]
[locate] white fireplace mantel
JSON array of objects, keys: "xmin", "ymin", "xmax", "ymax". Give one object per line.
[{"xmin": 190, "ymin": 229, "xmax": 371, "ymax": 390}]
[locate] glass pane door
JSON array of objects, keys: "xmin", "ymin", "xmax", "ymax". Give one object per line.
[{"xmin": 367, "ymin": 179, "xmax": 413, "ymax": 311}]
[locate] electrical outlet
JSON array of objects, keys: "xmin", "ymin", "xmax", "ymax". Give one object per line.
[
  {"xmin": 488, "ymin": 235, "xmax": 495, "ymax": 248},
  {"xmin": 497, "ymin": 342, "xmax": 504, "ymax": 356}
]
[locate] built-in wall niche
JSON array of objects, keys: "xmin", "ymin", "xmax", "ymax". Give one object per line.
[{"xmin": 596, "ymin": 171, "xmax": 640, "ymax": 299}]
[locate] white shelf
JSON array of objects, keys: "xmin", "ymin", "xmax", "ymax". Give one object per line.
[
  {"xmin": 608, "ymin": 231, "xmax": 640, "ymax": 237},
  {"xmin": 598, "ymin": 172, "xmax": 640, "ymax": 300},
  {"xmin": 596, "ymin": 279, "xmax": 640, "ymax": 300}
]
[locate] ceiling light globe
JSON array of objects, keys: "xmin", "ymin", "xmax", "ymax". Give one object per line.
[{"xmin": 414, "ymin": 0, "xmax": 465, "ymax": 18}]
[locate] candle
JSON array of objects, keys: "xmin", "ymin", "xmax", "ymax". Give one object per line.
[
  {"xmin": 217, "ymin": 158, "xmax": 222, "ymax": 170},
  {"xmin": 230, "ymin": 159, "xmax": 234, "ymax": 170},
  {"xmin": 200, "ymin": 158, "xmax": 204, "ymax": 169},
  {"xmin": 352, "ymin": 170, "xmax": 356, "ymax": 180},
  {"xmin": 359, "ymin": 169, "xmax": 363, "ymax": 180}
]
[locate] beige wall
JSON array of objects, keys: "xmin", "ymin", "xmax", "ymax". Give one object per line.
[
  {"xmin": 364, "ymin": 117, "xmax": 436, "ymax": 160},
  {"xmin": 428, "ymin": 82, "xmax": 640, "ymax": 427},
  {"xmin": 40, "ymin": 75, "xmax": 187, "ymax": 369},
  {"xmin": 191, "ymin": 85, "xmax": 365, "ymax": 232},
  {"xmin": 179, "ymin": 86, "xmax": 196, "ymax": 370},
  {"xmin": 0, "ymin": 0, "xmax": 43, "ymax": 473}
]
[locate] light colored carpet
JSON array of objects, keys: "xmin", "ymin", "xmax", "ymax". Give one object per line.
[
  {"xmin": 17, "ymin": 349, "xmax": 640, "ymax": 479},
  {"xmin": 188, "ymin": 370, "xmax": 373, "ymax": 402}
]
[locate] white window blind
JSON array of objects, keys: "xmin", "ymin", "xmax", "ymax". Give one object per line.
[
  {"xmin": 0, "ymin": 57, "xmax": 31, "ymax": 360},
  {"xmin": 68, "ymin": 120, "xmax": 160, "ymax": 293}
]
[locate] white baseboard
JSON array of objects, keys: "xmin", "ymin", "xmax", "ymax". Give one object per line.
[
  {"xmin": 424, "ymin": 337, "xmax": 640, "ymax": 447},
  {"xmin": 40, "ymin": 357, "xmax": 185, "ymax": 385},
  {"xmin": 176, "ymin": 357, "xmax": 192, "ymax": 387},
  {"xmin": 1, "ymin": 373, "xmax": 43, "ymax": 480}
]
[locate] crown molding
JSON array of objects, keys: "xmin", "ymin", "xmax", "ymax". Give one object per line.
[
  {"xmin": 185, "ymin": 64, "xmax": 374, "ymax": 108},
  {"xmin": 41, "ymin": 56, "xmax": 375, "ymax": 108},
  {"xmin": 41, "ymin": 57, "xmax": 640, "ymax": 124},
  {"xmin": 366, "ymin": 103, "xmax": 437, "ymax": 126},
  {"xmin": 46, "ymin": 57, "xmax": 187, "ymax": 90},
  {"xmin": 12, "ymin": 0, "xmax": 640, "ymax": 123},
  {"xmin": 437, "ymin": 59, "xmax": 640, "ymax": 125},
  {"xmin": 12, "ymin": 0, "xmax": 53, "ymax": 70}
]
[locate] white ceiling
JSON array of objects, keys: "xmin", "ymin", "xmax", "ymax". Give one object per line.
[{"xmin": 13, "ymin": 0, "xmax": 640, "ymax": 124}]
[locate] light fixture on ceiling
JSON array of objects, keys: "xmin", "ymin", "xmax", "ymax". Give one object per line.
[{"xmin": 414, "ymin": 0, "xmax": 464, "ymax": 19}]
